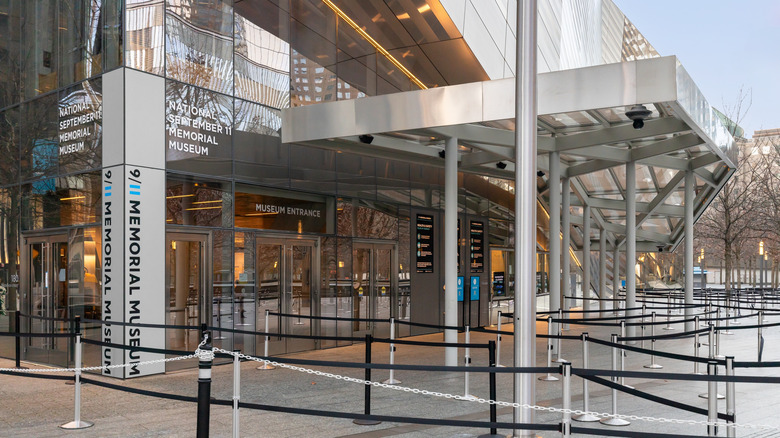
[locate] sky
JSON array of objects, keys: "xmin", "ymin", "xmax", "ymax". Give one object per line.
[{"xmin": 614, "ymin": 0, "xmax": 780, "ymax": 138}]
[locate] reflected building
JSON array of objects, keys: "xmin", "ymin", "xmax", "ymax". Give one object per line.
[{"xmin": 0, "ymin": 0, "xmax": 736, "ymax": 377}]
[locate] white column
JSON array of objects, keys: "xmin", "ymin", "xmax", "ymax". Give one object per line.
[
  {"xmin": 513, "ymin": 0, "xmax": 537, "ymax": 434},
  {"xmin": 548, "ymin": 152, "xmax": 561, "ymax": 349},
  {"xmin": 561, "ymin": 178, "xmax": 571, "ymax": 329},
  {"xmin": 684, "ymin": 169, "xmax": 695, "ymax": 331},
  {"xmin": 626, "ymin": 161, "xmax": 637, "ymax": 338},
  {"xmin": 582, "ymin": 205, "xmax": 591, "ymax": 314},
  {"xmin": 444, "ymin": 136, "xmax": 458, "ymax": 366},
  {"xmin": 613, "ymin": 245, "xmax": 620, "ymax": 311},
  {"xmin": 599, "ymin": 230, "xmax": 607, "ymax": 314}
]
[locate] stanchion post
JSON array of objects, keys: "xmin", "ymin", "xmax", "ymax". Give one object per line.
[
  {"xmin": 573, "ymin": 333, "xmax": 598, "ymax": 422},
  {"xmin": 644, "ymin": 312, "xmax": 662, "ymax": 369},
  {"xmin": 496, "ymin": 312, "xmax": 502, "ymax": 366},
  {"xmin": 14, "ymin": 312, "xmax": 25, "ymax": 369},
  {"xmin": 619, "ymin": 320, "xmax": 627, "ymax": 386},
  {"xmin": 694, "ymin": 316, "xmax": 701, "ymax": 375},
  {"xmin": 708, "ymin": 323, "xmax": 715, "ymax": 359},
  {"xmin": 59, "ymin": 328, "xmax": 93, "ymax": 430},
  {"xmin": 196, "ymin": 328, "xmax": 212, "ymax": 438},
  {"xmin": 640, "ymin": 305, "xmax": 646, "ymax": 349},
  {"xmin": 715, "ymin": 315, "xmax": 723, "ymax": 359},
  {"xmin": 664, "ymin": 296, "xmax": 674, "ymax": 330},
  {"xmin": 232, "ymin": 350, "xmax": 240, "ymax": 438},
  {"xmin": 463, "ymin": 325, "xmax": 475, "ymax": 400},
  {"xmin": 725, "ymin": 356, "xmax": 735, "ymax": 438},
  {"xmin": 758, "ymin": 311, "xmax": 763, "ymax": 362},
  {"xmin": 561, "ymin": 362, "xmax": 572, "ymax": 437},
  {"xmin": 382, "ymin": 317, "xmax": 400, "ymax": 384},
  {"xmin": 555, "ymin": 308, "xmax": 565, "ymax": 362},
  {"xmin": 600, "ymin": 334, "xmax": 630, "ymax": 426},
  {"xmin": 354, "ymin": 335, "xmax": 380, "ymax": 425},
  {"xmin": 257, "ymin": 309, "xmax": 275, "ymax": 370},
  {"xmin": 477, "ymin": 340, "xmax": 501, "ymax": 438},
  {"xmin": 707, "ymin": 361, "xmax": 718, "ymax": 437},
  {"xmin": 539, "ymin": 316, "xmax": 558, "ymax": 381}
]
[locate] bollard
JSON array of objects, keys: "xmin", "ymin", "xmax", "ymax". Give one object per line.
[
  {"xmin": 725, "ymin": 356, "xmax": 735, "ymax": 438},
  {"xmin": 477, "ymin": 340, "xmax": 502, "ymax": 438},
  {"xmin": 707, "ymin": 361, "xmax": 718, "ymax": 437},
  {"xmin": 232, "ymin": 350, "xmax": 240, "ymax": 438},
  {"xmin": 382, "ymin": 318, "xmax": 401, "ymax": 384},
  {"xmin": 644, "ymin": 312, "xmax": 663, "ymax": 369},
  {"xmin": 59, "ymin": 331, "xmax": 93, "ymax": 429},
  {"xmin": 539, "ymin": 316, "xmax": 559, "ymax": 381},
  {"xmin": 196, "ymin": 328, "xmax": 212, "ymax": 438},
  {"xmin": 663, "ymin": 296, "xmax": 674, "ymax": 330},
  {"xmin": 693, "ymin": 316, "xmax": 702, "ymax": 375},
  {"xmin": 554, "ymin": 308, "xmax": 566, "ymax": 363},
  {"xmin": 600, "ymin": 334, "xmax": 630, "ymax": 426},
  {"xmin": 354, "ymin": 335, "xmax": 381, "ymax": 425},
  {"xmin": 496, "ymin": 312, "xmax": 503, "ymax": 367},
  {"xmin": 561, "ymin": 362, "xmax": 572, "ymax": 437},
  {"xmin": 463, "ymin": 325, "xmax": 476, "ymax": 400},
  {"xmin": 257, "ymin": 309, "xmax": 275, "ymax": 370},
  {"xmin": 573, "ymin": 333, "xmax": 598, "ymax": 422}
]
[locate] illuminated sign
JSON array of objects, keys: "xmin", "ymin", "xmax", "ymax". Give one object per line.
[{"xmin": 416, "ymin": 214, "xmax": 434, "ymax": 273}]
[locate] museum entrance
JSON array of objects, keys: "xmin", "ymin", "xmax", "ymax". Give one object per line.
[{"xmin": 352, "ymin": 242, "xmax": 396, "ymax": 338}]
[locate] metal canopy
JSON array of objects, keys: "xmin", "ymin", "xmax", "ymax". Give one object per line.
[{"xmin": 282, "ymin": 56, "xmax": 737, "ymax": 252}]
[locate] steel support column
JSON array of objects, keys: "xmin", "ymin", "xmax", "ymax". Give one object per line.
[
  {"xmin": 582, "ymin": 205, "xmax": 592, "ymax": 314},
  {"xmin": 549, "ymin": 151, "xmax": 561, "ymax": 349},
  {"xmin": 684, "ymin": 169, "xmax": 695, "ymax": 332},
  {"xmin": 444, "ymin": 136, "xmax": 458, "ymax": 366},
  {"xmin": 562, "ymin": 178, "xmax": 571, "ymax": 329},
  {"xmin": 613, "ymin": 245, "xmax": 620, "ymax": 312},
  {"xmin": 513, "ymin": 0, "xmax": 537, "ymax": 435},
  {"xmin": 599, "ymin": 230, "xmax": 607, "ymax": 314},
  {"xmin": 626, "ymin": 161, "xmax": 637, "ymax": 338}
]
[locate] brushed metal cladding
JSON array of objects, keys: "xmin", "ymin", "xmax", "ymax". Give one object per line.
[
  {"xmin": 482, "ymin": 77, "xmax": 515, "ymax": 122},
  {"xmin": 282, "ymin": 99, "xmax": 356, "ymax": 141}
]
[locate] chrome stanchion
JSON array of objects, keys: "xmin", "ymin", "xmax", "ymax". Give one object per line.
[
  {"xmin": 462, "ymin": 325, "xmax": 476, "ymax": 400},
  {"xmin": 232, "ymin": 350, "xmax": 240, "ymax": 438},
  {"xmin": 382, "ymin": 318, "xmax": 401, "ymax": 384},
  {"xmin": 196, "ymin": 329, "xmax": 213, "ymax": 438},
  {"xmin": 60, "ymin": 332, "xmax": 93, "ymax": 430},
  {"xmin": 694, "ymin": 316, "xmax": 702, "ymax": 375},
  {"xmin": 539, "ymin": 316, "xmax": 558, "ymax": 381},
  {"xmin": 257, "ymin": 309, "xmax": 275, "ymax": 370},
  {"xmin": 699, "ymin": 325, "xmax": 724, "ymax": 399},
  {"xmin": 640, "ymin": 305, "xmax": 647, "ymax": 349},
  {"xmin": 554, "ymin": 308, "xmax": 566, "ymax": 363},
  {"xmin": 758, "ymin": 311, "xmax": 763, "ymax": 362},
  {"xmin": 707, "ymin": 361, "xmax": 718, "ymax": 437},
  {"xmin": 573, "ymin": 333, "xmax": 598, "ymax": 422},
  {"xmin": 725, "ymin": 356, "xmax": 735, "ymax": 438},
  {"xmin": 496, "ymin": 312, "xmax": 504, "ymax": 367},
  {"xmin": 561, "ymin": 362, "xmax": 572, "ymax": 437},
  {"xmin": 619, "ymin": 320, "xmax": 631, "ymax": 387},
  {"xmin": 600, "ymin": 334, "xmax": 630, "ymax": 426},
  {"xmin": 663, "ymin": 296, "xmax": 674, "ymax": 330},
  {"xmin": 715, "ymin": 314, "xmax": 724, "ymax": 359},
  {"xmin": 644, "ymin": 312, "xmax": 663, "ymax": 369}
]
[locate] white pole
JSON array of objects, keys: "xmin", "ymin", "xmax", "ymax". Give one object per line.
[
  {"xmin": 613, "ymin": 245, "xmax": 620, "ymax": 316},
  {"xmin": 684, "ymin": 170, "xmax": 695, "ymax": 332},
  {"xmin": 599, "ymin": 231, "xmax": 607, "ymax": 315},
  {"xmin": 626, "ymin": 161, "xmax": 637, "ymax": 338},
  {"xmin": 496, "ymin": 312, "xmax": 503, "ymax": 367},
  {"xmin": 561, "ymin": 362, "xmax": 572, "ymax": 437},
  {"xmin": 463, "ymin": 325, "xmax": 475, "ymax": 400},
  {"xmin": 257, "ymin": 309, "xmax": 275, "ymax": 370},
  {"xmin": 600, "ymin": 334, "xmax": 630, "ymax": 426},
  {"xmin": 233, "ymin": 350, "xmax": 240, "ymax": 438},
  {"xmin": 444, "ymin": 136, "xmax": 458, "ymax": 367},
  {"xmin": 383, "ymin": 318, "xmax": 400, "ymax": 384},
  {"xmin": 60, "ymin": 334, "xmax": 93, "ymax": 429},
  {"xmin": 513, "ymin": 0, "xmax": 538, "ymax": 434},
  {"xmin": 549, "ymin": 151, "xmax": 561, "ymax": 349},
  {"xmin": 582, "ymin": 206, "xmax": 591, "ymax": 315},
  {"xmin": 572, "ymin": 333, "xmax": 598, "ymax": 422},
  {"xmin": 562, "ymin": 178, "xmax": 571, "ymax": 331}
]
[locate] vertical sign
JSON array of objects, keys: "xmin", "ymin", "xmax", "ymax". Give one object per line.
[
  {"xmin": 457, "ymin": 219, "xmax": 461, "ymax": 271},
  {"xmin": 470, "ymin": 276, "xmax": 480, "ymax": 300},
  {"xmin": 102, "ymin": 166, "xmax": 125, "ymax": 377},
  {"xmin": 124, "ymin": 166, "xmax": 166, "ymax": 377},
  {"xmin": 416, "ymin": 214, "xmax": 434, "ymax": 273},
  {"xmin": 493, "ymin": 272, "xmax": 505, "ymax": 296},
  {"xmin": 469, "ymin": 221, "xmax": 484, "ymax": 273},
  {"xmin": 457, "ymin": 276, "xmax": 464, "ymax": 302}
]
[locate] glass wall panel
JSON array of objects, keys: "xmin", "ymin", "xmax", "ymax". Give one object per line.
[
  {"xmin": 0, "ymin": 186, "xmax": 20, "ymax": 358},
  {"xmin": 0, "ymin": 106, "xmax": 20, "ymax": 186},
  {"xmin": 290, "ymin": 50, "xmax": 337, "ymax": 106},
  {"xmin": 376, "ymin": 158, "xmax": 409, "ymax": 204},
  {"xmin": 355, "ymin": 201, "xmax": 398, "ymax": 240},
  {"xmin": 59, "ymin": 0, "xmax": 104, "ymax": 87},
  {"xmin": 335, "ymin": 237, "xmax": 352, "ymax": 345},
  {"xmin": 20, "ymin": 0, "xmax": 58, "ymax": 99},
  {"xmin": 289, "ymin": 144, "xmax": 335, "ymax": 194},
  {"xmin": 166, "ymin": 0, "xmax": 234, "ymax": 95},
  {"xmin": 212, "ymin": 229, "xmax": 233, "ymax": 351},
  {"xmin": 290, "ymin": 2, "xmax": 337, "ymax": 107},
  {"xmin": 234, "ymin": 13, "xmax": 290, "ymax": 107},
  {"xmin": 319, "ymin": 236, "xmax": 337, "ymax": 348},
  {"xmin": 103, "ymin": 0, "xmax": 123, "ymax": 70},
  {"xmin": 21, "ymin": 94, "xmax": 59, "ymax": 182},
  {"xmin": 165, "ymin": 174, "xmax": 232, "ymax": 228},
  {"xmin": 0, "ymin": 0, "xmax": 22, "ymax": 109},
  {"xmin": 233, "ymin": 231, "xmax": 254, "ymax": 354},
  {"xmin": 410, "ymin": 163, "xmax": 441, "ymax": 208},
  {"xmin": 397, "ymin": 207, "xmax": 410, "ymax": 335},
  {"xmin": 21, "ymin": 172, "xmax": 101, "ymax": 230},
  {"xmin": 126, "ymin": 0, "xmax": 164, "ymax": 74},
  {"xmin": 79, "ymin": 226, "xmax": 102, "ymax": 367},
  {"xmin": 58, "ymin": 78, "xmax": 102, "ymax": 175},
  {"xmin": 166, "ymin": 80, "xmax": 233, "ymax": 177},
  {"xmin": 336, "ymin": 15, "xmax": 375, "ymax": 98},
  {"xmin": 337, "ymin": 154, "xmax": 375, "ymax": 200},
  {"xmin": 234, "ymin": 98, "xmax": 288, "ymax": 187}
]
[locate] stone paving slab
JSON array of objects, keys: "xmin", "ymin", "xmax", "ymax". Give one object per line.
[{"xmin": 2, "ymin": 303, "xmax": 780, "ymax": 437}]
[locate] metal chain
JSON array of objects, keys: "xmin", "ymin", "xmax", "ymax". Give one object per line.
[{"xmin": 214, "ymin": 347, "xmax": 780, "ymax": 433}]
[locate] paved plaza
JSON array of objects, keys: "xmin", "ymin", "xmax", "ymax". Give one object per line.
[{"xmin": 3, "ymin": 304, "xmax": 780, "ymax": 437}]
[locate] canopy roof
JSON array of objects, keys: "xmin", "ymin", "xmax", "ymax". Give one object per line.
[{"xmin": 282, "ymin": 56, "xmax": 737, "ymax": 252}]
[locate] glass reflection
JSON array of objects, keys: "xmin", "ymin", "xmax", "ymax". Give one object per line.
[
  {"xmin": 21, "ymin": 0, "xmax": 58, "ymax": 99},
  {"xmin": 21, "ymin": 94, "xmax": 59, "ymax": 182},
  {"xmin": 166, "ymin": 0, "xmax": 234, "ymax": 95},
  {"xmin": 58, "ymin": 0, "xmax": 104, "ymax": 86},
  {"xmin": 165, "ymin": 175, "xmax": 232, "ymax": 228},
  {"xmin": 21, "ymin": 172, "xmax": 101, "ymax": 230},
  {"xmin": 126, "ymin": 0, "xmax": 164, "ymax": 74},
  {"xmin": 0, "ymin": 107, "xmax": 21, "ymax": 186},
  {"xmin": 234, "ymin": 99, "xmax": 288, "ymax": 187},
  {"xmin": 234, "ymin": 14, "xmax": 290, "ymax": 107},
  {"xmin": 0, "ymin": 1, "xmax": 22, "ymax": 109},
  {"xmin": 58, "ymin": 78, "xmax": 102, "ymax": 174}
]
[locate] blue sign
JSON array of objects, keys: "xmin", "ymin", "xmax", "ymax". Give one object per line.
[
  {"xmin": 457, "ymin": 277, "xmax": 464, "ymax": 302},
  {"xmin": 470, "ymin": 276, "xmax": 480, "ymax": 300}
]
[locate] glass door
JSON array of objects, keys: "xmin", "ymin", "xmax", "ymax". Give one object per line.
[
  {"xmin": 256, "ymin": 238, "xmax": 318, "ymax": 355},
  {"xmin": 352, "ymin": 242, "xmax": 396, "ymax": 338},
  {"xmin": 166, "ymin": 233, "xmax": 207, "ymax": 371},
  {"xmin": 25, "ymin": 234, "xmax": 70, "ymax": 367}
]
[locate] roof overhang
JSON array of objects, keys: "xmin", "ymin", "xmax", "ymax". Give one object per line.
[{"xmin": 282, "ymin": 56, "xmax": 737, "ymax": 252}]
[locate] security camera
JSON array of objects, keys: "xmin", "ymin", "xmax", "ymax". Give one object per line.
[
  {"xmin": 657, "ymin": 245, "xmax": 664, "ymax": 252},
  {"xmin": 358, "ymin": 134, "xmax": 374, "ymax": 144},
  {"xmin": 626, "ymin": 104, "xmax": 652, "ymax": 130},
  {"xmin": 496, "ymin": 161, "xmax": 507, "ymax": 169}
]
